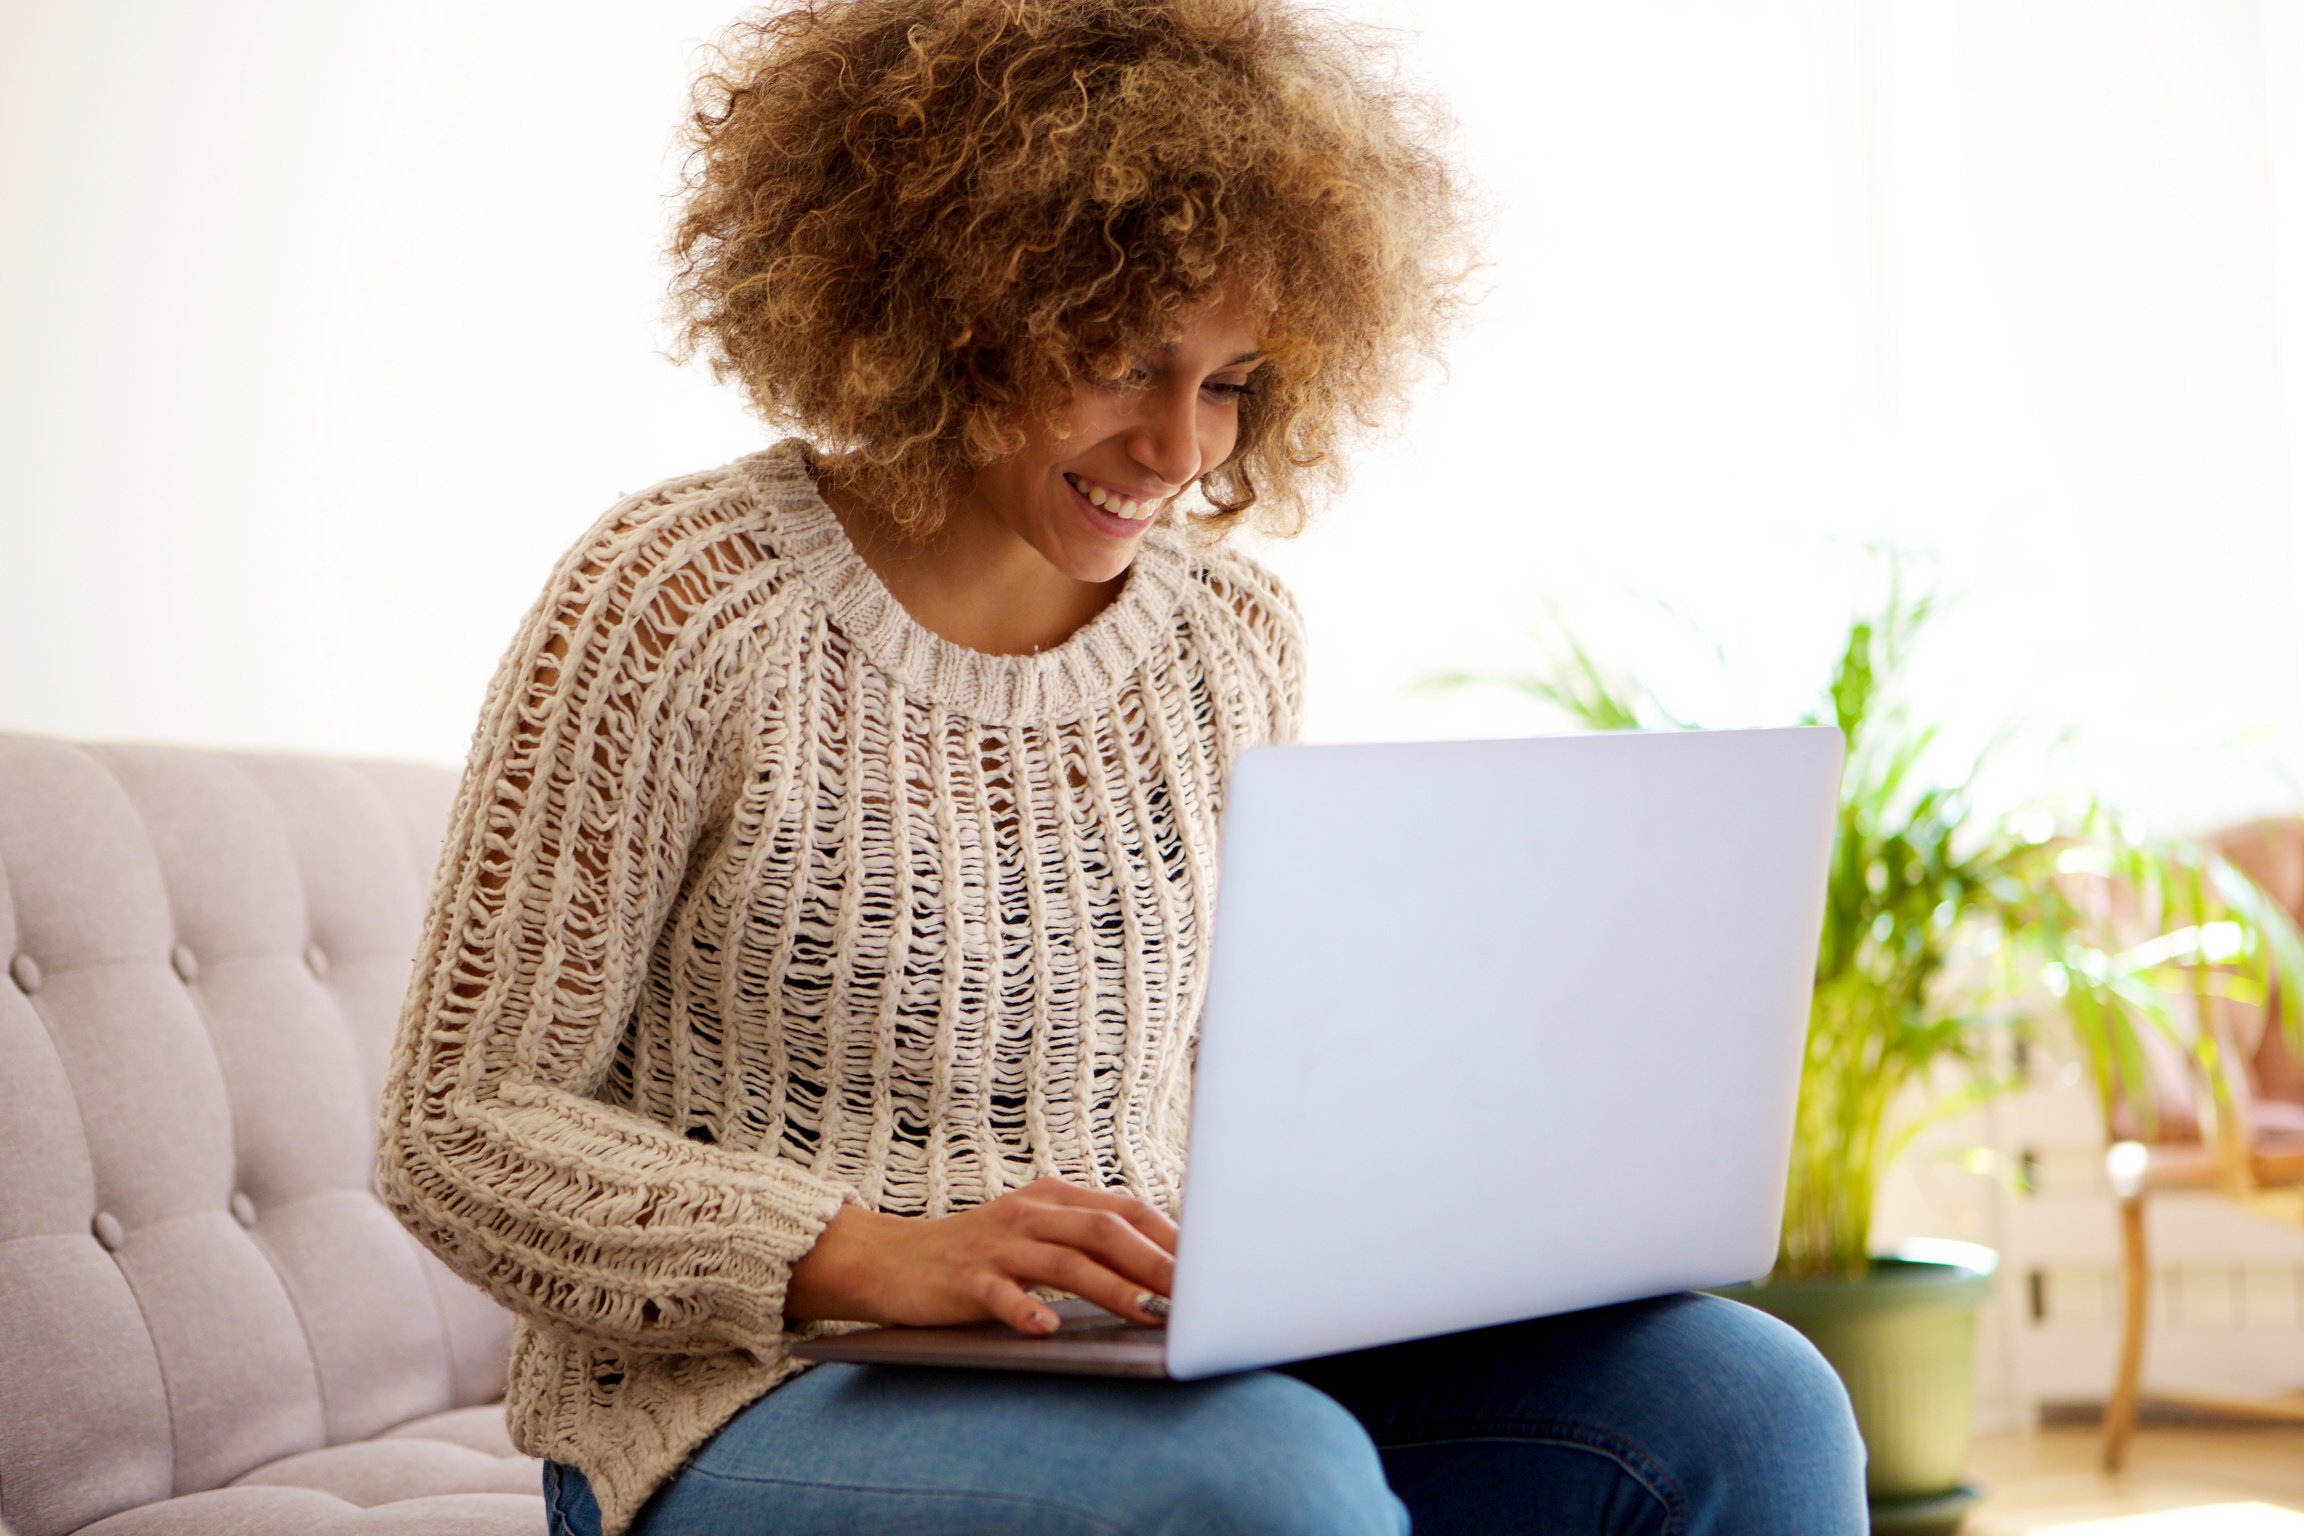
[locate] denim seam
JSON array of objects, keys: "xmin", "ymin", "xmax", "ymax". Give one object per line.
[
  {"xmin": 683, "ymin": 1464, "xmax": 1144, "ymax": 1535},
  {"xmin": 1373, "ymin": 1417, "xmax": 1688, "ymax": 1533}
]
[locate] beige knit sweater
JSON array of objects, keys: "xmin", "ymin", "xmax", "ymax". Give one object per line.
[{"xmin": 375, "ymin": 438, "xmax": 1306, "ymax": 1536}]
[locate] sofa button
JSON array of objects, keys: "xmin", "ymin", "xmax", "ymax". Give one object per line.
[
  {"xmin": 9, "ymin": 953, "xmax": 38, "ymax": 994},
  {"xmin": 92, "ymin": 1211, "xmax": 125, "ymax": 1251},
  {"xmin": 230, "ymin": 1192, "xmax": 258, "ymax": 1228},
  {"xmin": 171, "ymin": 944, "xmax": 199, "ymax": 982},
  {"xmin": 304, "ymin": 942, "xmax": 330, "ymax": 980}
]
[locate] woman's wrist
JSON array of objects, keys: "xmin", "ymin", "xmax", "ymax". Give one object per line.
[{"xmin": 785, "ymin": 1202, "xmax": 903, "ymax": 1326}]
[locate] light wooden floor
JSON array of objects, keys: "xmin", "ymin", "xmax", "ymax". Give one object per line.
[{"xmin": 1963, "ymin": 1423, "xmax": 2304, "ymax": 1534}]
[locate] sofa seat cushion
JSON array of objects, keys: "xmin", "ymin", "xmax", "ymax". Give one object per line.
[
  {"xmin": 371, "ymin": 1405, "xmax": 532, "ymax": 1458},
  {"xmin": 71, "ymin": 1492, "xmax": 541, "ymax": 1536},
  {"xmin": 69, "ymin": 1405, "xmax": 540, "ymax": 1535}
]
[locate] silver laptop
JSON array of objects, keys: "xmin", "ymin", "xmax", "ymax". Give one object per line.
[{"xmin": 793, "ymin": 725, "xmax": 1844, "ymax": 1380}]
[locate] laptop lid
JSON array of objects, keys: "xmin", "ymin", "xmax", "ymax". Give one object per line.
[{"xmin": 1162, "ymin": 725, "xmax": 1843, "ymax": 1379}]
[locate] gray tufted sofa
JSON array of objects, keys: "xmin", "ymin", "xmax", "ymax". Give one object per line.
[{"xmin": 0, "ymin": 732, "xmax": 543, "ymax": 1535}]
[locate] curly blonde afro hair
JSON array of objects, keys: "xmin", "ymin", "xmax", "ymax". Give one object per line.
[{"xmin": 665, "ymin": 0, "xmax": 1481, "ymax": 539}]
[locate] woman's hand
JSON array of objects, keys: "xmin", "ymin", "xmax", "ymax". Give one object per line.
[{"xmin": 785, "ymin": 1176, "xmax": 1177, "ymax": 1334}]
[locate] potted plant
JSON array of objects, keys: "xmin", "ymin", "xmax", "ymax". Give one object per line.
[{"xmin": 1431, "ymin": 555, "xmax": 2304, "ymax": 1535}]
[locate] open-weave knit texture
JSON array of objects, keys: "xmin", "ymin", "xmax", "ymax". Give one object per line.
[{"xmin": 375, "ymin": 438, "xmax": 1306, "ymax": 1536}]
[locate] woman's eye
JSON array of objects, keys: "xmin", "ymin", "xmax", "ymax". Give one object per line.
[{"xmin": 1099, "ymin": 365, "xmax": 1253, "ymax": 398}]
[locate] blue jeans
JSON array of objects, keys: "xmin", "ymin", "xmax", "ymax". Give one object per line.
[{"xmin": 543, "ymin": 1291, "xmax": 1867, "ymax": 1534}]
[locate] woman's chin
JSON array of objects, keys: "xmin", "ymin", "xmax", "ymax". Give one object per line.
[
  {"xmin": 1045, "ymin": 531, "xmax": 1143, "ymax": 587},
  {"xmin": 1066, "ymin": 553, "xmax": 1137, "ymax": 588}
]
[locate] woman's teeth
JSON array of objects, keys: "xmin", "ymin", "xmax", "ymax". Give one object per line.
[{"xmin": 1066, "ymin": 472, "xmax": 1156, "ymax": 521}]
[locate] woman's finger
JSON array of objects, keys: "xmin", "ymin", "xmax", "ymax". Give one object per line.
[
  {"xmin": 981, "ymin": 1272, "xmax": 1061, "ymax": 1335},
  {"xmin": 1024, "ymin": 1205, "xmax": 1175, "ymax": 1297},
  {"xmin": 1025, "ymin": 1178, "xmax": 1181, "ymax": 1255},
  {"xmin": 1008, "ymin": 1240, "xmax": 1168, "ymax": 1325}
]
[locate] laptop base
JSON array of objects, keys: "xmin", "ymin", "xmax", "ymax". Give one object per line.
[{"xmin": 791, "ymin": 1298, "xmax": 1171, "ymax": 1377}]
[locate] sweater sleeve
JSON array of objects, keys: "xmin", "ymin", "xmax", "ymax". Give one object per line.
[{"xmin": 376, "ymin": 492, "xmax": 857, "ymax": 1359}]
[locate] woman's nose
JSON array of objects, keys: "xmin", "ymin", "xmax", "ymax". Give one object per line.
[{"xmin": 1123, "ymin": 382, "xmax": 1207, "ymax": 490}]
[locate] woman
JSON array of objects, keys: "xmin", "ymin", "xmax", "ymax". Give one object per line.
[{"xmin": 376, "ymin": 1, "xmax": 1869, "ymax": 1532}]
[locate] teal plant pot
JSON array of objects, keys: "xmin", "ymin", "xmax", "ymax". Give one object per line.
[{"xmin": 1707, "ymin": 1239, "xmax": 1997, "ymax": 1536}]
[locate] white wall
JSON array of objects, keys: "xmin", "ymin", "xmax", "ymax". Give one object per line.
[
  {"xmin": 1257, "ymin": 0, "xmax": 1888, "ymax": 755},
  {"xmin": 1868, "ymin": 0, "xmax": 2303, "ymax": 830},
  {"xmin": 0, "ymin": 1, "xmax": 765, "ymax": 761}
]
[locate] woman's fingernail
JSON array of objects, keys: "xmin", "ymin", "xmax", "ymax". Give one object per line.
[
  {"xmin": 1034, "ymin": 1309, "xmax": 1058, "ymax": 1331},
  {"xmin": 1135, "ymin": 1291, "xmax": 1170, "ymax": 1320}
]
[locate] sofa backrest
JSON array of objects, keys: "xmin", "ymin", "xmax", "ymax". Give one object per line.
[{"xmin": 0, "ymin": 733, "xmax": 514, "ymax": 1536}]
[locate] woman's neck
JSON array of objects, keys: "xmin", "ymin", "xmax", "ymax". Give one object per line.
[{"xmin": 817, "ymin": 469, "xmax": 1127, "ymax": 657}]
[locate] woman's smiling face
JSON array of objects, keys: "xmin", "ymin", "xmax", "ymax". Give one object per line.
[{"xmin": 958, "ymin": 295, "xmax": 1267, "ymax": 586}]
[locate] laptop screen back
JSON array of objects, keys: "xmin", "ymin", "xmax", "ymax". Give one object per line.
[{"xmin": 1164, "ymin": 726, "xmax": 1844, "ymax": 1378}]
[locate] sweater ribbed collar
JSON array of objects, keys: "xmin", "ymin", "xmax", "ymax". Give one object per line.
[{"xmin": 733, "ymin": 437, "xmax": 1195, "ymax": 725}]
